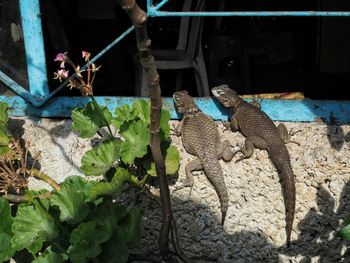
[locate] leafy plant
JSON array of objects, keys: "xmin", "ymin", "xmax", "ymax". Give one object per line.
[
  {"xmin": 0, "ymin": 102, "xmax": 11, "ymax": 154},
  {"xmin": 0, "ymin": 176, "xmax": 141, "ymax": 263},
  {"xmin": 339, "ymin": 223, "xmax": 350, "ymax": 240},
  {"xmin": 0, "ymin": 50, "xmax": 181, "ymax": 262},
  {"xmin": 0, "ymin": 101, "xmax": 144, "ymax": 262},
  {"xmin": 73, "ymin": 99, "xmax": 179, "ymax": 180}
]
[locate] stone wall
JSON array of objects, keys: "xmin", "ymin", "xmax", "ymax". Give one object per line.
[{"xmin": 9, "ymin": 117, "xmax": 350, "ymax": 262}]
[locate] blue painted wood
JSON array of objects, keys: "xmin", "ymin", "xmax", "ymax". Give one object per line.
[
  {"xmin": 19, "ymin": 0, "xmax": 49, "ymax": 98},
  {"xmin": 1, "ymin": 95, "xmax": 349, "ymax": 123},
  {"xmin": 0, "ymin": 70, "xmax": 37, "ymax": 103},
  {"xmin": 149, "ymin": 10, "xmax": 350, "ymax": 17}
]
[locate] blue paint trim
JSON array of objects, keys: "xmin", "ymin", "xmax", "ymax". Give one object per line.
[
  {"xmin": 0, "ymin": 70, "xmax": 37, "ymax": 103},
  {"xmin": 1, "ymin": 95, "xmax": 349, "ymax": 123},
  {"xmin": 150, "ymin": 10, "xmax": 350, "ymax": 17},
  {"xmin": 19, "ymin": 0, "xmax": 49, "ymax": 98},
  {"xmin": 147, "ymin": 0, "xmax": 170, "ymax": 15}
]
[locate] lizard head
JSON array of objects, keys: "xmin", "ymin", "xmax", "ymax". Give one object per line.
[
  {"xmin": 173, "ymin": 90, "xmax": 199, "ymax": 114},
  {"xmin": 211, "ymin": 85, "xmax": 241, "ymax": 108}
]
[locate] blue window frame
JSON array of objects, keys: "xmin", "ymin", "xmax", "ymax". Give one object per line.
[{"xmin": 0, "ymin": 0, "xmax": 349, "ymax": 122}]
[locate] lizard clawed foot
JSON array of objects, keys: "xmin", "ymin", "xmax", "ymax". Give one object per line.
[
  {"xmin": 182, "ymin": 181, "xmax": 194, "ymax": 196},
  {"xmin": 170, "ymin": 124, "xmax": 180, "ymax": 136},
  {"xmin": 235, "ymin": 155, "xmax": 248, "ymax": 163},
  {"xmin": 250, "ymin": 96, "xmax": 262, "ymax": 109},
  {"xmin": 285, "ymin": 128, "xmax": 301, "ymax": 146},
  {"xmin": 222, "ymin": 121, "xmax": 231, "ymax": 132},
  {"xmin": 288, "ymin": 140, "xmax": 300, "ymax": 146},
  {"xmin": 232, "ymin": 150, "xmax": 248, "ymax": 163},
  {"xmin": 289, "ymin": 128, "xmax": 301, "ymax": 137},
  {"xmin": 172, "ymin": 181, "xmax": 194, "ymax": 195}
]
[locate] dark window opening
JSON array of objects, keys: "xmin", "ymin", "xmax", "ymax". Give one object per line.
[
  {"xmin": 0, "ymin": 0, "xmax": 29, "ymax": 95},
  {"xmin": 19, "ymin": 0, "xmax": 350, "ymax": 100}
]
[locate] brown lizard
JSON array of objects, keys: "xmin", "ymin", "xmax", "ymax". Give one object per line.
[
  {"xmin": 173, "ymin": 90, "xmax": 234, "ymax": 225},
  {"xmin": 211, "ymin": 84, "xmax": 297, "ymax": 246}
]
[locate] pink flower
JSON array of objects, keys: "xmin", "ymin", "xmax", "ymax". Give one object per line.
[
  {"xmin": 53, "ymin": 69, "xmax": 69, "ymax": 82},
  {"xmin": 54, "ymin": 52, "xmax": 68, "ymax": 68},
  {"xmin": 82, "ymin": 50, "xmax": 91, "ymax": 61},
  {"xmin": 58, "ymin": 69, "xmax": 69, "ymax": 78},
  {"xmin": 54, "ymin": 52, "xmax": 67, "ymax": 62}
]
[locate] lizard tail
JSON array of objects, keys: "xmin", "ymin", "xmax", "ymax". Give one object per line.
[
  {"xmin": 202, "ymin": 160, "xmax": 229, "ymax": 225},
  {"xmin": 270, "ymin": 148, "xmax": 296, "ymax": 247}
]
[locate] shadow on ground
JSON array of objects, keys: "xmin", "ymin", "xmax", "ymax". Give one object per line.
[{"xmin": 131, "ymin": 181, "xmax": 350, "ymax": 262}]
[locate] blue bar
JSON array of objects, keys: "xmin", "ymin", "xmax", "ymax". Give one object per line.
[
  {"xmin": 19, "ymin": 0, "xmax": 49, "ymax": 98},
  {"xmin": 0, "ymin": 70, "xmax": 38, "ymax": 103},
  {"xmin": 1, "ymin": 95, "xmax": 349, "ymax": 123},
  {"xmin": 147, "ymin": 0, "xmax": 170, "ymax": 11},
  {"xmin": 150, "ymin": 10, "xmax": 350, "ymax": 17}
]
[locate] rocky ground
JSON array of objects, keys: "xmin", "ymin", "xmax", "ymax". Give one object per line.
[{"xmin": 9, "ymin": 117, "xmax": 350, "ymax": 262}]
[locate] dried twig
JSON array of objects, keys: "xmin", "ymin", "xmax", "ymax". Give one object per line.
[
  {"xmin": 3, "ymin": 192, "xmax": 51, "ymax": 203},
  {"xmin": 119, "ymin": 1, "xmax": 192, "ymax": 262}
]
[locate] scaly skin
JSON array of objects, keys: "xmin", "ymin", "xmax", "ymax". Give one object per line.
[
  {"xmin": 173, "ymin": 90, "xmax": 234, "ymax": 225},
  {"xmin": 211, "ymin": 85, "xmax": 296, "ymax": 246}
]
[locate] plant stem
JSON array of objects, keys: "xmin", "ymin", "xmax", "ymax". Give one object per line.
[
  {"xmin": 30, "ymin": 169, "xmax": 61, "ymax": 191},
  {"xmin": 3, "ymin": 192, "xmax": 51, "ymax": 202},
  {"xmin": 119, "ymin": 1, "xmax": 190, "ymax": 262}
]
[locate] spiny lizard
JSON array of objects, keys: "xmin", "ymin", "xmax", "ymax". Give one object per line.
[
  {"xmin": 211, "ymin": 85, "xmax": 297, "ymax": 246},
  {"xmin": 173, "ymin": 90, "xmax": 234, "ymax": 225}
]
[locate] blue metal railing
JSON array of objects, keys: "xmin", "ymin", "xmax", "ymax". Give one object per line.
[
  {"xmin": 146, "ymin": 0, "xmax": 350, "ymax": 17},
  {"xmin": 0, "ymin": 0, "xmax": 349, "ymax": 123}
]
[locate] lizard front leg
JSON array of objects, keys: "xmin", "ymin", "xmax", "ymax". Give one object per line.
[
  {"xmin": 217, "ymin": 139, "xmax": 234, "ymax": 162},
  {"xmin": 234, "ymin": 135, "xmax": 267, "ymax": 163},
  {"xmin": 250, "ymin": 96, "xmax": 261, "ymax": 109},
  {"xmin": 230, "ymin": 114, "xmax": 240, "ymax": 132},
  {"xmin": 184, "ymin": 158, "xmax": 202, "ymax": 196},
  {"xmin": 223, "ymin": 111, "xmax": 239, "ymax": 132},
  {"xmin": 172, "ymin": 120, "xmax": 183, "ymax": 136},
  {"xmin": 277, "ymin": 123, "xmax": 300, "ymax": 146}
]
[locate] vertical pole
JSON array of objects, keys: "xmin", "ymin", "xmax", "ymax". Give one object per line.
[{"xmin": 19, "ymin": 0, "xmax": 49, "ymax": 99}]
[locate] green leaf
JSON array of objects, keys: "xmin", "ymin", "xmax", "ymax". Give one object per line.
[
  {"xmin": 0, "ymin": 233, "xmax": 16, "ymax": 262},
  {"xmin": 51, "ymin": 177, "xmax": 91, "ymax": 224},
  {"xmin": 95, "ymin": 208, "xmax": 141, "ymax": 263},
  {"xmin": 160, "ymin": 108, "xmax": 171, "ymax": 141},
  {"xmin": 119, "ymin": 208, "xmax": 142, "ymax": 246},
  {"xmin": 71, "ymin": 101, "xmax": 113, "ymax": 138},
  {"xmin": 88, "ymin": 198, "xmax": 127, "ymax": 227},
  {"xmin": 133, "ymin": 100, "xmax": 150, "ymax": 123},
  {"xmin": 0, "ymin": 128, "xmax": 10, "ymax": 147},
  {"xmin": 0, "ymin": 198, "xmax": 12, "ymax": 235},
  {"xmin": 340, "ymin": 224, "xmax": 350, "ymax": 240},
  {"xmin": 0, "ymin": 102, "xmax": 9, "ymax": 125},
  {"xmin": 95, "ymin": 231, "xmax": 129, "ymax": 263},
  {"xmin": 112, "ymin": 104, "xmax": 137, "ymax": 129},
  {"xmin": 25, "ymin": 189, "xmax": 51, "ymax": 210},
  {"xmin": 32, "ymin": 249, "xmax": 64, "ymax": 263},
  {"xmin": 89, "ymin": 168, "xmax": 131, "ymax": 200},
  {"xmin": 143, "ymin": 144, "xmax": 180, "ymax": 177},
  {"xmin": 131, "ymin": 100, "xmax": 170, "ymax": 141},
  {"xmin": 68, "ymin": 221, "xmax": 110, "ymax": 263},
  {"xmin": 11, "ymin": 204, "xmax": 58, "ymax": 253},
  {"xmin": 120, "ymin": 120, "xmax": 150, "ymax": 164},
  {"xmin": 81, "ymin": 138, "xmax": 121, "ymax": 176},
  {"xmin": 0, "ymin": 103, "xmax": 10, "ymax": 154},
  {"xmin": 0, "ymin": 198, "xmax": 15, "ymax": 261}
]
